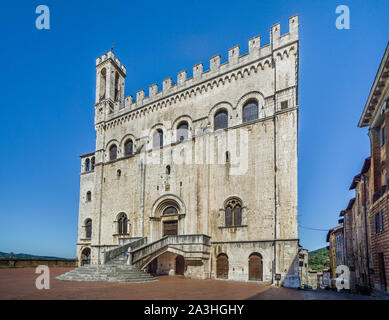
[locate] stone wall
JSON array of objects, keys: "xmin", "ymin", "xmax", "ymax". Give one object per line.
[
  {"xmin": 0, "ymin": 259, "xmax": 77, "ymax": 268},
  {"xmin": 76, "ymin": 15, "xmax": 300, "ymax": 282}
]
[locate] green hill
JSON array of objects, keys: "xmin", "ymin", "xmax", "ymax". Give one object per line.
[
  {"xmin": 0, "ymin": 251, "xmax": 67, "ymax": 260},
  {"xmin": 308, "ymin": 247, "xmax": 330, "ymax": 272}
]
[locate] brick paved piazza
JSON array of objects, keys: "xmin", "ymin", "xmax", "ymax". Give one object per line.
[{"xmin": 0, "ymin": 268, "xmax": 382, "ymax": 300}]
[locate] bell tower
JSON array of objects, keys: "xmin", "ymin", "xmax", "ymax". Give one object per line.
[{"xmin": 95, "ymin": 49, "xmax": 126, "ymax": 110}]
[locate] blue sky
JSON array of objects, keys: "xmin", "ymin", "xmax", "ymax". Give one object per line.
[{"xmin": 0, "ymin": 1, "xmax": 388, "ymax": 258}]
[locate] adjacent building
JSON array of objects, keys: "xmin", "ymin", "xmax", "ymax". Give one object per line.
[
  {"xmin": 331, "ymin": 43, "xmax": 389, "ymax": 295},
  {"xmin": 357, "ymin": 42, "xmax": 389, "ymax": 294}
]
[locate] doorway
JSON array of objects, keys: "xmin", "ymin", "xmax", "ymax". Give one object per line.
[
  {"xmin": 248, "ymin": 253, "xmax": 263, "ymax": 281},
  {"xmin": 175, "ymin": 255, "xmax": 185, "ymax": 275},
  {"xmin": 163, "ymin": 220, "xmax": 178, "ymax": 236}
]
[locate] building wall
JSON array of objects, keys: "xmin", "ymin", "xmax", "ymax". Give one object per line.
[{"xmin": 76, "ymin": 16, "xmax": 300, "ymax": 282}]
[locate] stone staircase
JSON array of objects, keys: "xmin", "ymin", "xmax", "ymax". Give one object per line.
[{"xmin": 57, "ymin": 247, "xmax": 156, "ymax": 283}]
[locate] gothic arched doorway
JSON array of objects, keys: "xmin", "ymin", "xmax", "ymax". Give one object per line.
[
  {"xmin": 175, "ymin": 255, "xmax": 185, "ymax": 275},
  {"xmin": 248, "ymin": 252, "xmax": 263, "ymax": 281},
  {"xmin": 81, "ymin": 248, "xmax": 91, "ymax": 266},
  {"xmin": 216, "ymin": 253, "xmax": 229, "ymax": 279}
]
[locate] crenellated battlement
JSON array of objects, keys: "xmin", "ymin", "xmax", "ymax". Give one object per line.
[
  {"xmin": 96, "ymin": 50, "xmax": 127, "ymax": 75},
  {"xmin": 119, "ymin": 15, "xmax": 298, "ymax": 112}
]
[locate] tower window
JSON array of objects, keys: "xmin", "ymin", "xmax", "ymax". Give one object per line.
[
  {"xmin": 281, "ymin": 100, "xmax": 288, "ymax": 110},
  {"xmin": 214, "ymin": 109, "xmax": 228, "ymax": 131},
  {"xmin": 114, "ymin": 72, "xmax": 120, "ymax": 102},
  {"xmin": 85, "ymin": 158, "xmax": 90, "ymax": 172},
  {"xmin": 109, "ymin": 145, "xmax": 117, "ymax": 161},
  {"xmin": 99, "ymin": 68, "xmax": 106, "ymax": 101},
  {"xmin": 86, "ymin": 191, "xmax": 92, "ymax": 202},
  {"xmin": 242, "ymin": 100, "xmax": 258, "ymax": 123},
  {"xmin": 91, "ymin": 157, "xmax": 95, "ymax": 171},
  {"xmin": 117, "ymin": 169, "xmax": 121, "ymax": 177},
  {"xmin": 85, "ymin": 219, "xmax": 92, "ymax": 239},
  {"xmin": 166, "ymin": 165, "xmax": 171, "ymax": 175}
]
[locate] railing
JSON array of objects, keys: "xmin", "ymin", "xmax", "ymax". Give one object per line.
[
  {"xmin": 130, "ymin": 234, "xmax": 211, "ymax": 264},
  {"xmin": 102, "ymin": 237, "xmax": 146, "ymax": 264}
]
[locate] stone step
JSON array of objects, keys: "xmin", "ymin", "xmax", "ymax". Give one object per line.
[{"xmin": 57, "ymin": 264, "xmax": 156, "ymax": 283}]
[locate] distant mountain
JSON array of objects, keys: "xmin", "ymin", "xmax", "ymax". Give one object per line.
[
  {"xmin": 0, "ymin": 251, "xmax": 68, "ymax": 260},
  {"xmin": 308, "ymin": 247, "xmax": 330, "ymax": 272}
]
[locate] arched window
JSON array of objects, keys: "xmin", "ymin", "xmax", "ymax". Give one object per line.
[
  {"xmin": 214, "ymin": 109, "xmax": 228, "ymax": 131},
  {"xmin": 85, "ymin": 158, "xmax": 90, "ymax": 172},
  {"xmin": 109, "ymin": 144, "xmax": 117, "ymax": 161},
  {"xmin": 216, "ymin": 253, "xmax": 229, "ymax": 279},
  {"xmin": 124, "ymin": 139, "xmax": 133, "ymax": 156},
  {"xmin": 177, "ymin": 122, "xmax": 189, "ymax": 142},
  {"xmin": 117, "ymin": 169, "xmax": 121, "ymax": 177},
  {"xmin": 86, "ymin": 191, "xmax": 92, "ymax": 202},
  {"xmin": 99, "ymin": 68, "xmax": 106, "ymax": 101},
  {"xmin": 225, "ymin": 198, "xmax": 242, "ymax": 227},
  {"xmin": 163, "ymin": 206, "xmax": 178, "ymax": 215},
  {"xmin": 114, "ymin": 72, "xmax": 120, "ymax": 102},
  {"xmin": 118, "ymin": 213, "xmax": 128, "ymax": 235},
  {"xmin": 166, "ymin": 165, "xmax": 171, "ymax": 175},
  {"xmin": 153, "ymin": 129, "xmax": 163, "ymax": 149},
  {"xmin": 242, "ymin": 100, "xmax": 258, "ymax": 123},
  {"xmin": 91, "ymin": 157, "xmax": 95, "ymax": 171},
  {"xmin": 85, "ymin": 219, "xmax": 92, "ymax": 239},
  {"xmin": 226, "ymin": 151, "xmax": 230, "ymax": 163}
]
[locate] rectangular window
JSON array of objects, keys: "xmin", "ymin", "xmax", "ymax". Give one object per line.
[
  {"xmin": 281, "ymin": 100, "xmax": 288, "ymax": 110},
  {"xmin": 374, "ymin": 212, "xmax": 384, "ymax": 234}
]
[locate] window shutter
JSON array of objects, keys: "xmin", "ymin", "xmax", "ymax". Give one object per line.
[{"xmin": 373, "ymin": 215, "xmax": 377, "ymax": 234}]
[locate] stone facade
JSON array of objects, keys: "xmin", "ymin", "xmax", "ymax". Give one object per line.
[{"xmin": 76, "ymin": 16, "xmax": 300, "ymax": 284}]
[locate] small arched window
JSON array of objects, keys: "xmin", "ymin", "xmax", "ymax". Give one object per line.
[
  {"xmin": 163, "ymin": 206, "xmax": 178, "ymax": 215},
  {"xmin": 153, "ymin": 129, "xmax": 163, "ymax": 149},
  {"xmin": 242, "ymin": 100, "xmax": 258, "ymax": 123},
  {"xmin": 99, "ymin": 68, "xmax": 106, "ymax": 101},
  {"xmin": 177, "ymin": 122, "xmax": 189, "ymax": 142},
  {"xmin": 86, "ymin": 191, "xmax": 92, "ymax": 202},
  {"xmin": 124, "ymin": 139, "xmax": 133, "ymax": 156},
  {"xmin": 85, "ymin": 219, "xmax": 92, "ymax": 239},
  {"xmin": 91, "ymin": 157, "xmax": 95, "ymax": 171},
  {"xmin": 214, "ymin": 109, "xmax": 228, "ymax": 131},
  {"xmin": 109, "ymin": 145, "xmax": 117, "ymax": 161},
  {"xmin": 166, "ymin": 165, "xmax": 171, "ymax": 175},
  {"xmin": 114, "ymin": 72, "xmax": 120, "ymax": 102},
  {"xmin": 118, "ymin": 213, "xmax": 128, "ymax": 235},
  {"xmin": 117, "ymin": 169, "xmax": 121, "ymax": 177},
  {"xmin": 85, "ymin": 158, "xmax": 90, "ymax": 172},
  {"xmin": 225, "ymin": 198, "xmax": 242, "ymax": 227}
]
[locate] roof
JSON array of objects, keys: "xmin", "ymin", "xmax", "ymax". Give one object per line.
[
  {"xmin": 358, "ymin": 42, "xmax": 389, "ymax": 127},
  {"xmin": 80, "ymin": 151, "xmax": 95, "ymax": 158},
  {"xmin": 349, "ymin": 157, "xmax": 371, "ymax": 189},
  {"xmin": 361, "ymin": 157, "xmax": 371, "ymax": 174},
  {"xmin": 326, "ymin": 225, "xmax": 343, "ymax": 242},
  {"xmin": 346, "ymin": 198, "xmax": 356, "ymax": 211},
  {"xmin": 349, "ymin": 174, "xmax": 361, "ymax": 190}
]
